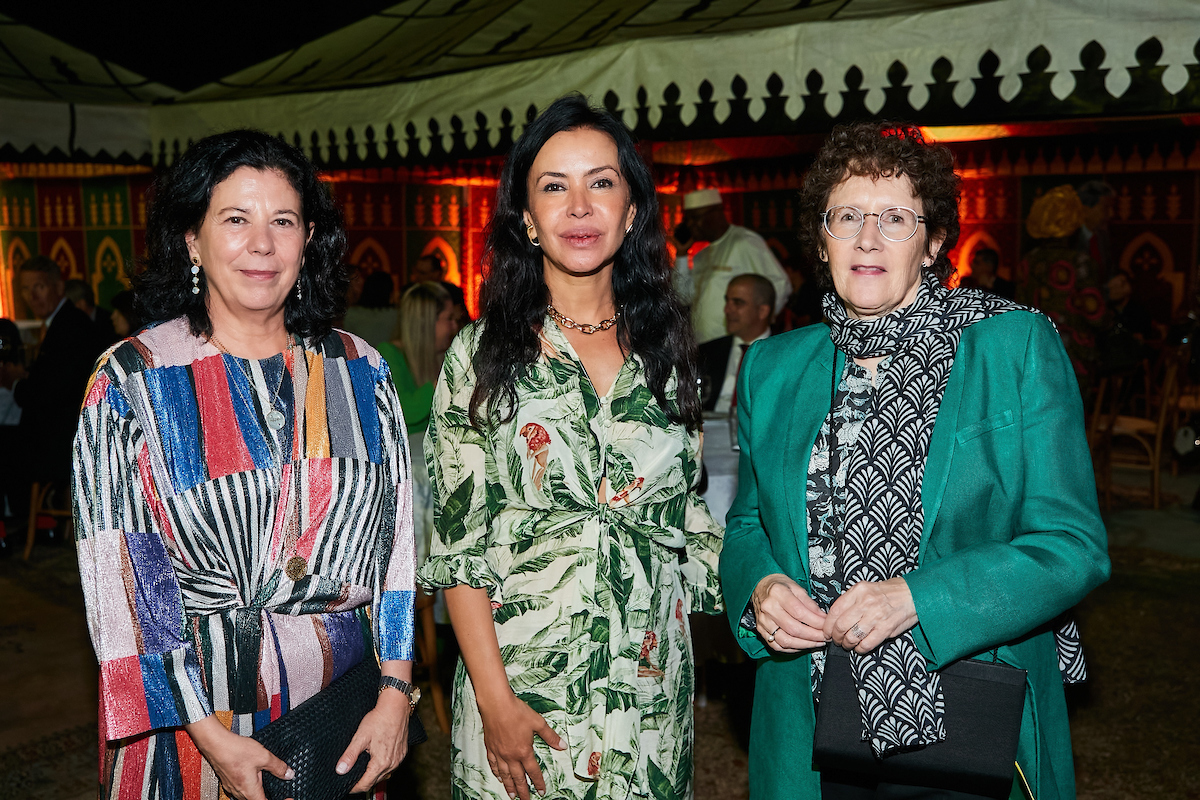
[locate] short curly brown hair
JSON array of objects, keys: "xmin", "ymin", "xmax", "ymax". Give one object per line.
[{"xmin": 798, "ymin": 120, "xmax": 960, "ymax": 290}]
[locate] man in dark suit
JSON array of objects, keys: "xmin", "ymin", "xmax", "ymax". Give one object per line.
[
  {"xmin": 10, "ymin": 256, "xmax": 105, "ymax": 521},
  {"xmin": 698, "ymin": 273, "xmax": 775, "ymax": 413}
]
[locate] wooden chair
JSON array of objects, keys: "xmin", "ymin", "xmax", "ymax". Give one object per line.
[
  {"xmin": 24, "ymin": 480, "xmax": 73, "ymax": 560},
  {"xmin": 413, "ymin": 588, "xmax": 451, "ymax": 733},
  {"xmin": 1100, "ymin": 354, "xmax": 1181, "ymax": 510}
]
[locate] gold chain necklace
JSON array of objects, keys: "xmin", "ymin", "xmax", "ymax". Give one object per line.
[
  {"xmin": 209, "ymin": 333, "xmax": 292, "ymax": 430},
  {"xmin": 547, "ymin": 305, "xmax": 619, "ymax": 335}
]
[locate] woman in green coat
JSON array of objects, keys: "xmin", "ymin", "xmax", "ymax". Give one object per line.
[{"xmin": 719, "ymin": 122, "xmax": 1109, "ymax": 800}]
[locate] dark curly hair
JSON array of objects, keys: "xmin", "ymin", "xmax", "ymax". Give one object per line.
[
  {"xmin": 469, "ymin": 94, "xmax": 701, "ymax": 431},
  {"xmin": 133, "ymin": 129, "xmax": 348, "ymax": 340},
  {"xmin": 798, "ymin": 121, "xmax": 960, "ymax": 289}
]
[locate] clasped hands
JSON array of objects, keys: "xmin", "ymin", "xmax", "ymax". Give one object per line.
[{"xmin": 751, "ymin": 573, "xmax": 918, "ymax": 655}]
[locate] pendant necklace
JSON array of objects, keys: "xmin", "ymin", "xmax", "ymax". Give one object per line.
[
  {"xmin": 547, "ymin": 304, "xmax": 619, "ymax": 335},
  {"xmin": 209, "ymin": 333, "xmax": 292, "ymax": 431}
]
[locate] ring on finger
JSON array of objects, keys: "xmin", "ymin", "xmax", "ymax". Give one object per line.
[
  {"xmin": 850, "ymin": 624, "xmax": 867, "ymax": 639},
  {"xmin": 766, "ymin": 626, "xmax": 780, "ymax": 643}
]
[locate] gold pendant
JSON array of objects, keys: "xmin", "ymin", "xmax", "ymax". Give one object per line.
[{"xmin": 285, "ymin": 556, "xmax": 307, "ymax": 581}]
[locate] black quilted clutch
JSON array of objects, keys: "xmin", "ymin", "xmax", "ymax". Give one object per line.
[
  {"xmin": 813, "ymin": 646, "xmax": 1026, "ymax": 799},
  {"xmin": 252, "ymin": 657, "xmax": 428, "ymax": 800}
]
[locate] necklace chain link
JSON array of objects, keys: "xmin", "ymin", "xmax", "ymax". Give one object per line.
[
  {"xmin": 207, "ymin": 333, "xmax": 306, "ymax": 578},
  {"xmin": 546, "ymin": 305, "xmax": 619, "ymax": 335},
  {"xmin": 208, "ymin": 333, "xmax": 292, "ymax": 427}
]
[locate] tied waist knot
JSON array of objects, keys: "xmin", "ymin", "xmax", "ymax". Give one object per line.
[{"xmin": 178, "ymin": 569, "xmax": 285, "ymax": 715}]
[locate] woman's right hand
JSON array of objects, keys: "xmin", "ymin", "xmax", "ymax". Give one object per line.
[
  {"xmin": 185, "ymin": 716, "xmax": 294, "ymax": 800},
  {"xmin": 752, "ymin": 573, "xmax": 829, "ymax": 653},
  {"xmin": 478, "ymin": 692, "xmax": 566, "ymax": 800}
]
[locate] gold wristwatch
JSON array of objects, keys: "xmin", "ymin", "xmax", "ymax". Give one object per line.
[{"xmin": 378, "ymin": 676, "xmax": 421, "ymax": 711}]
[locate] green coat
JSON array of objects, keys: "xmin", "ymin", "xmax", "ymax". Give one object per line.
[{"xmin": 719, "ymin": 310, "xmax": 1110, "ymax": 800}]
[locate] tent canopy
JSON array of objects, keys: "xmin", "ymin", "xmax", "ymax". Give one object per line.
[{"xmin": 1, "ymin": 0, "xmax": 1199, "ymax": 164}]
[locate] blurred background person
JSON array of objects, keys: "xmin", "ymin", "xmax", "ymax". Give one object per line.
[
  {"xmin": 0, "ymin": 318, "xmax": 24, "ymax": 426},
  {"xmin": 1018, "ymin": 185, "xmax": 1107, "ymax": 391},
  {"xmin": 407, "ymin": 252, "xmax": 446, "ymax": 285},
  {"xmin": 1077, "ymin": 179, "xmax": 1115, "ymax": 280},
  {"xmin": 404, "ymin": 252, "xmax": 471, "ymax": 330},
  {"xmin": 672, "ymin": 188, "xmax": 790, "ymax": 344},
  {"xmin": 0, "ymin": 318, "xmax": 25, "ymax": 539},
  {"xmin": 344, "ymin": 269, "xmax": 399, "ymax": 345},
  {"xmin": 959, "ymin": 247, "xmax": 1015, "ymax": 299},
  {"xmin": 378, "ymin": 281, "xmax": 461, "ymax": 567},
  {"xmin": 11, "ymin": 255, "xmax": 104, "ymax": 530},
  {"xmin": 108, "ymin": 289, "xmax": 144, "ymax": 339},
  {"xmin": 65, "ymin": 278, "xmax": 118, "ymax": 345},
  {"xmin": 698, "ymin": 273, "xmax": 775, "ymax": 413},
  {"xmin": 774, "ymin": 259, "xmax": 824, "ymax": 333}
]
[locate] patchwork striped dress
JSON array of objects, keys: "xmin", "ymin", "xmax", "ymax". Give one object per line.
[{"xmin": 72, "ymin": 318, "xmax": 416, "ymax": 800}]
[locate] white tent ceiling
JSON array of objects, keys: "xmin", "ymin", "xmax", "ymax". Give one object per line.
[{"xmin": 1, "ymin": 0, "xmax": 1198, "ymax": 163}]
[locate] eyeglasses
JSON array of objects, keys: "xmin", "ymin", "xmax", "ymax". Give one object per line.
[{"xmin": 821, "ymin": 205, "xmax": 926, "ymax": 242}]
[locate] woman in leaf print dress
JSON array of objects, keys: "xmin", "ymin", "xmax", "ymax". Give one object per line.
[{"xmin": 417, "ymin": 95, "xmax": 724, "ymax": 800}]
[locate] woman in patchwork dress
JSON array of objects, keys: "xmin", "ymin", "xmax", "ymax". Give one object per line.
[
  {"xmin": 418, "ymin": 95, "xmax": 723, "ymax": 800},
  {"xmin": 74, "ymin": 130, "xmax": 416, "ymax": 800}
]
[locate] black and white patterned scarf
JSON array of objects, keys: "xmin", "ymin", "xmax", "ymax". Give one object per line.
[{"xmin": 820, "ymin": 272, "xmax": 1084, "ymax": 758}]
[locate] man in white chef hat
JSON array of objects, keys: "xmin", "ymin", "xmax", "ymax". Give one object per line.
[{"xmin": 673, "ymin": 188, "xmax": 790, "ymax": 344}]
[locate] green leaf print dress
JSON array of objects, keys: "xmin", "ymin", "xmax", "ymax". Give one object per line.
[{"xmin": 417, "ymin": 316, "xmax": 724, "ymax": 800}]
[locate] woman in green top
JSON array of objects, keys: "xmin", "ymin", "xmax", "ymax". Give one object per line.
[{"xmin": 378, "ymin": 281, "xmax": 461, "ymax": 564}]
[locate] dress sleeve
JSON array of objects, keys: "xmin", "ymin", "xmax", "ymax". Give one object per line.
[
  {"xmin": 717, "ymin": 344, "xmax": 786, "ymax": 660},
  {"xmin": 904, "ymin": 314, "xmax": 1111, "ymax": 666},
  {"xmin": 416, "ymin": 330, "xmax": 504, "ymax": 596},
  {"xmin": 72, "ymin": 365, "xmax": 213, "ymax": 741},
  {"xmin": 372, "ymin": 363, "xmax": 417, "ymax": 663}
]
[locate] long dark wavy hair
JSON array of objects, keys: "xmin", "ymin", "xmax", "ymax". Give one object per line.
[
  {"xmin": 133, "ymin": 129, "xmax": 348, "ymax": 341},
  {"xmin": 798, "ymin": 120, "xmax": 960, "ymax": 289},
  {"xmin": 469, "ymin": 94, "xmax": 701, "ymax": 431}
]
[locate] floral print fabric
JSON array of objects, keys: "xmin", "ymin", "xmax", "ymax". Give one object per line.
[{"xmin": 417, "ymin": 317, "xmax": 723, "ymax": 800}]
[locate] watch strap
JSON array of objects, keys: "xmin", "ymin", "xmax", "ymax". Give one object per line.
[{"xmin": 378, "ymin": 676, "xmax": 418, "ymax": 709}]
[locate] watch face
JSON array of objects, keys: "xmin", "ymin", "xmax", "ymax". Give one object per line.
[{"xmin": 411, "ymin": 686, "xmax": 422, "ymax": 705}]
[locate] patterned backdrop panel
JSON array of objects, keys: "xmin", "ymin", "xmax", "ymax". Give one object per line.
[{"xmin": 1, "ymin": 175, "xmax": 146, "ymax": 317}]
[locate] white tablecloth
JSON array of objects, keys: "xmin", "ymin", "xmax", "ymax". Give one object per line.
[{"xmin": 700, "ymin": 418, "xmax": 740, "ymax": 527}]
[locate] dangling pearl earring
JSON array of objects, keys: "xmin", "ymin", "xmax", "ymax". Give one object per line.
[
  {"xmin": 191, "ymin": 255, "xmax": 201, "ymax": 295},
  {"xmin": 527, "ymin": 224, "xmax": 540, "ymax": 247}
]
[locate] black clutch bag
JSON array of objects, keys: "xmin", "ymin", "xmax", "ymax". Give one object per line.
[
  {"xmin": 252, "ymin": 657, "xmax": 428, "ymax": 800},
  {"xmin": 813, "ymin": 645, "xmax": 1027, "ymax": 799}
]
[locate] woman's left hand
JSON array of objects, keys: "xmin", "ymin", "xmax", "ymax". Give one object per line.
[
  {"xmin": 824, "ymin": 577, "xmax": 918, "ymax": 654},
  {"xmin": 338, "ymin": 689, "xmax": 411, "ymax": 793}
]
